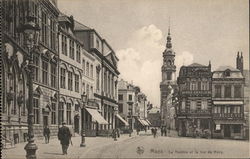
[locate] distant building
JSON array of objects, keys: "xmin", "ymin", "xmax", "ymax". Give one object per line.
[
  {"xmin": 177, "ymin": 62, "xmax": 212, "ymax": 137},
  {"xmin": 147, "ymin": 108, "xmax": 161, "ymax": 127}
]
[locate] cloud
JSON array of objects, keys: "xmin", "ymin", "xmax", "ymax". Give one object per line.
[{"xmin": 117, "ymin": 25, "xmax": 193, "ymax": 107}]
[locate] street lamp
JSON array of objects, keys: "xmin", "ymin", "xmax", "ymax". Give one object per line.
[
  {"xmin": 19, "ymin": 15, "xmax": 40, "ymax": 159},
  {"xmin": 80, "ymin": 93, "xmax": 88, "ymax": 147}
]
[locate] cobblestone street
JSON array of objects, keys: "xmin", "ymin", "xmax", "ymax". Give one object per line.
[{"xmin": 3, "ymin": 131, "xmax": 249, "ymax": 159}]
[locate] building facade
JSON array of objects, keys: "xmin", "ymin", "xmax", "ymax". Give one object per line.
[
  {"xmin": 160, "ymin": 28, "xmax": 177, "ymax": 129},
  {"xmin": 177, "ymin": 63, "xmax": 212, "ymax": 137},
  {"xmin": 74, "ymin": 22, "xmax": 119, "ymax": 136},
  {"xmin": 211, "ymin": 56, "xmax": 245, "ymax": 139},
  {"xmin": 2, "ymin": 0, "xmax": 60, "ymax": 145},
  {"xmin": 147, "ymin": 107, "xmax": 161, "ymax": 127}
]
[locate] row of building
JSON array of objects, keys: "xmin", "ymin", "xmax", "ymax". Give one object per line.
[
  {"xmin": 160, "ymin": 28, "xmax": 249, "ymax": 139},
  {"xmin": 1, "ymin": 0, "xmax": 151, "ymax": 146}
]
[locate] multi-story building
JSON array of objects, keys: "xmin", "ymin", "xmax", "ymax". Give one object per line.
[
  {"xmin": 160, "ymin": 28, "xmax": 177, "ymax": 129},
  {"xmin": 147, "ymin": 107, "xmax": 161, "ymax": 127},
  {"xmin": 58, "ymin": 14, "xmax": 100, "ymax": 136},
  {"xmin": 74, "ymin": 22, "xmax": 119, "ymax": 136},
  {"xmin": 211, "ymin": 54, "xmax": 245, "ymax": 139},
  {"xmin": 177, "ymin": 62, "xmax": 212, "ymax": 137},
  {"xmin": 2, "ymin": 0, "xmax": 60, "ymax": 145},
  {"xmin": 117, "ymin": 79, "xmax": 136, "ymax": 131}
]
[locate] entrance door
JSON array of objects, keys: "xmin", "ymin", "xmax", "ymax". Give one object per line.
[
  {"xmin": 74, "ymin": 115, "xmax": 79, "ymax": 134},
  {"xmin": 43, "ymin": 116, "xmax": 48, "ymax": 127},
  {"xmin": 224, "ymin": 125, "xmax": 231, "ymax": 137}
]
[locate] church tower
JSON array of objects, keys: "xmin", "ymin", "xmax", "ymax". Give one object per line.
[
  {"xmin": 160, "ymin": 26, "xmax": 177, "ymax": 127},
  {"xmin": 236, "ymin": 51, "xmax": 244, "ymax": 73}
]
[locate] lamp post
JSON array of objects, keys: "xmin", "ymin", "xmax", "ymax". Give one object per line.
[
  {"xmin": 80, "ymin": 93, "xmax": 88, "ymax": 147},
  {"xmin": 19, "ymin": 15, "xmax": 40, "ymax": 159}
]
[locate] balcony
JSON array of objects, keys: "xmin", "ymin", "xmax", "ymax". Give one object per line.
[
  {"xmin": 181, "ymin": 90, "xmax": 211, "ymax": 96},
  {"xmin": 213, "ymin": 113, "xmax": 243, "ymax": 119}
]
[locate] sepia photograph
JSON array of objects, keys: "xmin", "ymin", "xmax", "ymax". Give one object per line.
[{"xmin": 1, "ymin": 0, "xmax": 249, "ymax": 158}]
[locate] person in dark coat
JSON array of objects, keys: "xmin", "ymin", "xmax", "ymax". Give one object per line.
[
  {"xmin": 161, "ymin": 126, "xmax": 164, "ymax": 136},
  {"xmin": 43, "ymin": 126, "xmax": 50, "ymax": 144},
  {"xmin": 164, "ymin": 127, "xmax": 167, "ymax": 136},
  {"xmin": 58, "ymin": 122, "xmax": 72, "ymax": 155}
]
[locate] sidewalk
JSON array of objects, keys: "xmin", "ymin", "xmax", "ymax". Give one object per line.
[{"xmin": 2, "ymin": 132, "xmax": 143, "ymax": 159}]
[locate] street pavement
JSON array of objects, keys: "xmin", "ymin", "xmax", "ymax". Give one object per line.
[{"xmin": 2, "ymin": 130, "xmax": 249, "ymax": 159}]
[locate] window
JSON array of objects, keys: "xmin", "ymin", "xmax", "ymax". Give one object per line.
[
  {"xmin": 41, "ymin": 12, "xmax": 47, "ymax": 45},
  {"xmin": 82, "ymin": 82, "xmax": 85, "ymax": 93},
  {"xmin": 33, "ymin": 97, "xmax": 39, "ymax": 124},
  {"xmin": 225, "ymin": 70, "xmax": 230, "ymax": 77},
  {"xmin": 51, "ymin": 63, "xmax": 57, "ymax": 88},
  {"xmin": 201, "ymin": 100, "xmax": 208, "ymax": 110},
  {"xmin": 62, "ymin": 35, "xmax": 67, "ymax": 55},
  {"xmin": 233, "ymin": 125, "xmax": 241, "ymax": 133},
  {"xmin": 86, "ymin": 84, "xmax": 89, "ymax": 97},
  {"xmin": 90, "ymin": 86, "xmax": 93, "ymax": 98},
  {"xmin": 76, "ymin": 44, "xmax": 81, "ymax": 63},
  {"xmin": 224, "ymin": 85, "xmax": 231, "ymax": 98},
  {"xmin": 58, "ymin": 102, "xmax": 64, "ymax": 125},
  {"xmin": 118, "ymin": 94, "xmax": 123, "ymax": 100},
  {"xmin": 68, "ymin": 71, "xmax": 73, "ymax": 91},
  {"xmin": 118, "ymin": 103, "xmax": 123, "ymax": 113},
  {"xmin": 50, "ymin": 20, "xmax": 56, "ymax": 51},
  {"xmin": 128, "ymin": 94, "xmax": 132, "ymax": 101},
  {"xmin": 215, "ymin": 85, "xmax": 221, "ymax": 98},
  {"xmin": 51, "ymin": 102, "xmax": 56, "ymax": 124},
  {"xmin": 66, "ymin": 103, "xmax": 71, "ymax": 125},
  {"xmin": 60, "ymin": 68, "xmax": 66, "ymax": 89},
  {"xmin": 90, "ymin": 65, "xmax": 93, "ymax": 78},
  {"xmin": 234, "ymin": 85, "xmax": 241, "ymax": 98},
  {"xmin": 96, "ymin": 70, "xmax": 100, "ymax": 90},
  {"xmin": 75, "ymin": 74, "xmax": 79, "ymax": 92},
  {"xmin": 42, "ymin": 60, "xmax": 48, "ymax": 85},
  {"xmin": 86, "ymin": 62, "xmax": 89, "ymax": 76},
  {"xmin": 82, "ymin": 59, "xmax": 85, "ymax": 75},
  {"xmin": 96, "ymin": 39, "xmax": 99, "ymax": 49},
  {"xmin": 33, "ymin": 54, "xmax": 39, "ymax": 82},
  {"xmin": 167, "ymin": 72, "xmax": 172, "ymax": 80},
  {"xmin": 181, "ymin": 100, "xmax": 185, "ymax": 110},
  {"xmin": 69, "ymin": 40, "xmax": 74, "ymax": 59},
  {"xmin": 190, "ymin": 101, "xmax": 196, "ymax": 110},
  {"xmin": 75, "ymin": 104, "xmax": 80, "ymax": 112}
]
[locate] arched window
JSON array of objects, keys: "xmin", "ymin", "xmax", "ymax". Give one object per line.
[
  {"xmin": 58, "ymin": 100, "xmax": 65, "ymax": 125},
  {"xmin": 167, "ymin": 60, "xmax": 172, "ymax": 66}
]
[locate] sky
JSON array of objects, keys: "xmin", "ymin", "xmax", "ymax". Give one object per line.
[{"xmin": 58, "ymin": 0, "xmax": 249, "ymax": 107}]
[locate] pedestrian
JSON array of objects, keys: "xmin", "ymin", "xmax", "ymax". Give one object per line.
[
  {"xmin": 153, "ymin": 127, "xmax": 157, "ymax": 138},
  {"xmin": 43, "ymin": 126, "xmax": 50, "ymax": 144},
  {"xmin": 112, "ymin": 129, "xmax": 117, "ymax": 141},
  {"xmin": 58, "ymin": 121, "xmax": 72, "ymax": 155},
  {"xmin": 164, "ymin": 127, "xmax": 167, "ymax": 136},
  {"xmin": 116, "ymin": 128, "xmax": 120, "ymax": 138},
  {"xmin": 161, "ymin": 126, "xmax": 164, "ymax": 136},
  {"xmin": 136, "ymin": 128, "xmax": 140, "ymax": 135}
]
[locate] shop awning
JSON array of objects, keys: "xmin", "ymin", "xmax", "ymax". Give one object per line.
[
  {"xmin": 85, "ymin": 108, "xmax": 109, "ymax": 125},
  {"xmin": 214, "ymin": 120, "xmax": 245, "ymax": 125},
  {"xmin": 141, "ymin": 119, "xmax": 149, "ymax": 126},
  {"xmin": 116, "ymin": 114, "xmax": 129, "ymax": 126},
  {"xmin": 213, "ymin": 101, "xmax": 244, "ymax": 105},
  {"xmin": 136, "ymin": 118, "xmax": 145, "ymax": 126},
  {"xmin": 145, "ymin": 119, "xmax": 151, "ymax": 125}
]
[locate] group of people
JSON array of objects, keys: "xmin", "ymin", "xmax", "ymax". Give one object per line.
[
  {"xmin": 151, "ymin": 126, "xmax": 171, "ymax": 138},
  {"xmin": 43, "ymin": 122, "xmax": 72, "ymax": 155}
]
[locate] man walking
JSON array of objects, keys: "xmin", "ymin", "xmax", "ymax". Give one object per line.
[
  {"xmin": 43, "ymin": 126, "xmax": 50, "ymax": 144},
  {"xmin": 58, "ymin": 122, "xmax": 72, "ymax": 155}
]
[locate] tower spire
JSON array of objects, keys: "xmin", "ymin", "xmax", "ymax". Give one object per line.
[{"xmin": 166, "ymin": 17, "xmax": 172, "ymax": 49}]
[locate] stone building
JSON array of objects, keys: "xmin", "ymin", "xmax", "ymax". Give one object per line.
[
  {"xmin": 177, "ymin": 62, "xmax": 212, "ymax": 137},
  {"xmin": 160, "ymin": 28, "xmax": 177, "ymax": 129},
  {"xmin": 2, "ymin": 0, "xmax": 60, "ymax": 146},
  {"xmin": 74, "ymin": 22, "xmax": 119, "ymax": 136},
  {"xmin": 212, "ymin": 65, "xmax": 245, "ymax": 139},
  {"xmin": 147, "ymin": 107, "xmax": 161, "ymax": 127}
]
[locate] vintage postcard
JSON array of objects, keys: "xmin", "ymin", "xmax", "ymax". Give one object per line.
[{"xmin": 1, "ymin": 0, "xmax": 249, "ymax": 158}]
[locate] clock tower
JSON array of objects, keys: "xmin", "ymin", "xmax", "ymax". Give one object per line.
[{"xmin": 160, "ymin": 27, "xmax": 177, "ymax": 128}]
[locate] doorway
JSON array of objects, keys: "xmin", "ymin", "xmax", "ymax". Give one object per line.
[
  {"xmin": 224, "ymin": 125, "xmax": 231, "ymax": 138},
  {"xmin": 43, "ymin": 116, "xmax": 48, "ymax": 127},
  {"xmin": 74, "ymin": 115, "xmax": 79, "ymax": 134}
]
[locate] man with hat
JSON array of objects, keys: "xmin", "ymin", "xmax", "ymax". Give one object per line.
[{"xmin": 58, "ymin": 121, "xmax": 72, "ymax": 155}]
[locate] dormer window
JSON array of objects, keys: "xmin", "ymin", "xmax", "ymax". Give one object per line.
[{"xmin": 224, "ymin": 69, "xmax": 230, "ymax": 77}]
